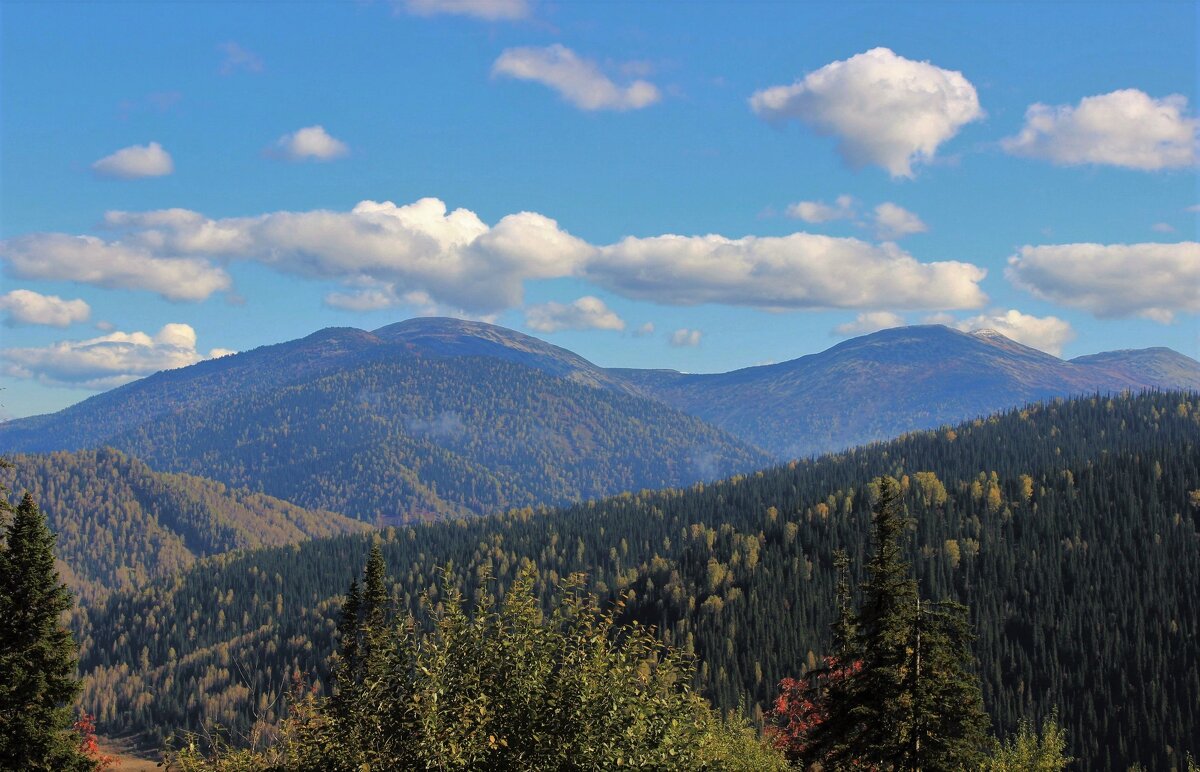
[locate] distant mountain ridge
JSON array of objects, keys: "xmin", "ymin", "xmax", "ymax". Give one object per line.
[
  {"xmin": 610, "ymin": 325, "xmax": 1200, "ymax": 457},
  {"xmin": 0, "ymin": 318, "xmax": 769, "ymax": 521},
  {"xmin": 1, "ymin": 319, "xmax": 1196, "ymax": 513}
]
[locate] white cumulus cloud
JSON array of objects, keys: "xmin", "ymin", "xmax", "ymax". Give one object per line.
[
  {"xmin": 950, "ymin": 309, "xmax": 1075, "ymax": 356},
  {"xmin": 750, "ymin": 47, "xmax": 983, "ymax": 178},
  {"xmin": 525, "ymin": 296, "xmax": 625, "ymax": 332},
  {"xmin": 4, "ymin": 198, "xmax": 992, "ymax": 317},
  {"xmin": 832, "ymin": 311, "xmax": 905, "ymax": 337},
  {"xmin": 91, "ymin": 142, "xmax": 174, "ymax": 179},
  {"xmin": 402, "ymin": 0, "xmax": 529, "ymax": 19},
  {"xmin": 0, "ymin": 290, "xmax": 91, "ymax": 327},
  {"xmin": 1006, "ymin": 242, "xmax": 1200, "ymax": 323},
  {"xmin": 588, "ymin": 232, "xmax": 987, "ymax": 311},
  {"xmin": 0, "ymin": 233, "xmax": 233, "ymax": 301},
  {"xmin": 632, "ymin": 321, "xmax": 655, "ymax": 337},
  {"xmin": 669, "ymin": 328, "xmax": 702, "ymax": 347},
  {"xmin": 786, "ymin": 195, "xmax": 856, "ymax": 223},
  {"xmin": 493, "ymin": 45, "xmax": 660, "ymax": 111},
  {"xmin": 32, "ymin": 198, "xmax": 592, "ymax": 312},
  {"xmin": 1002, "ymin": 89, "xmax": 1197, "ymax": 170},
  {"xmin": 274, "ymin": 125, "xmax": 349, "ymax": 161},
  {"xmin": 872, "ymin": 202, "xmax": 928, "ymax": 240},
  {"xmin": 1, "ymin": 323, "xmax": 234, "ymax": 390}
]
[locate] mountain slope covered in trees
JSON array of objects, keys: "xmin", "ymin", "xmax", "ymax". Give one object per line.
[
  {"xmin": 76, "ymin": 391, "xmax": 1200, "ymax": 770},
  {"xmin": 0, "ymin": 449, "xmax": 368, "ymax": 604},
  {"xmin": 0, "ymin": 320, "xmax": 769, "ymax": 522},
  {"xmin": 612, "ymin": 325, "xmax": 1200, "ymax": 456},
  {"xmin": 3, "ymin": 320, "xmax": 1196, "ymax": 508}
]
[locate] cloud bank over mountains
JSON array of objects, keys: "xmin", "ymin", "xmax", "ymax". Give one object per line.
[{"xmin": 0, "ymin": 197, "xmax": 992, "ymax": 316}]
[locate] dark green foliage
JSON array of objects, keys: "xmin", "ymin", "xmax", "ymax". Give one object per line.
[
  {"xmin": 167, "ymin": 565, "xmax": 787, "ymax": 771},
  {"xmin": 0, "ymin": 448, "xmax": 367, "ymax": 604},
  {"xmin": 806, "ymin": 477, "xmax": 989, "ymax": 769},
  {"xmin": 0, "ymin": 486, "xmax": 93, "ymax": 771},
  {"xmin": 78, "ymin": 392, "xmax": 1200, "ymax": 769}
]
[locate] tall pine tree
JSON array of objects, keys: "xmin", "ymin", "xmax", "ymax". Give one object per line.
[
  {"xmin": 0, "ymin": 489, "xmax": 94, "ymax": 771},
  {"xmin": 799, "ymin": 476, "xmax": 990, "ymax": 769}
]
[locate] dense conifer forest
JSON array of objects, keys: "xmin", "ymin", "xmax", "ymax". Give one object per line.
[
  {"xmin": 73, "ymin": 391, "xmax": 1200, "ymax": 770},
  {"xmin": 100, "ymin": 355, "xmax": 769, "ymax": 522},
  {"xmin": 0, "ymin": 449, "xmax": 367, "ymax": 605}
]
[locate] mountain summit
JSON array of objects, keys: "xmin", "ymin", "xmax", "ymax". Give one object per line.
[
  {"xmin": 611, "ymin": 324, "xmax": 1200, "ymax": 457},
  {"xmin": 2, "ymin": 319, "xmax": 1195, "ymax": 509}
]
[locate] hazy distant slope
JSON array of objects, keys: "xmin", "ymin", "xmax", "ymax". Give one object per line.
[
  {"xmin": 102, "ymin": 355, "xmax": 770, "ymax": 522},
  {"xmin": 0, "ymin": 327, "xmax": 389, "ymax": 452},
  {"xmin": 0, "ymin": 448, "xmax": 367, "ymax": 604},
  {"xmin": 613, "ymin": 325, "xmax": 1200, "ymax": 457},
  {"xmin": 3, "ymin": 319, "xmax": 1195, "ymax": 512}
]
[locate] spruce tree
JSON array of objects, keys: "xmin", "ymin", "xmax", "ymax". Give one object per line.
[
  {"xmin": 0, "ymin": 490, "xmax": 93, "ymax": 771},
  {"xmin": 802, "ymin": 475, "xmax": 990, "ymax": 769}
]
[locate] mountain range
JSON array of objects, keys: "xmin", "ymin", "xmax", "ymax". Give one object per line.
[{"xmin": 2, "ymin": 318, "xmax": 1196, "ymax": 520}]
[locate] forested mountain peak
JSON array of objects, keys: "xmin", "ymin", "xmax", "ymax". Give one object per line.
[
  {"xmin": 372, "ymin": 316, "xmax": 636, "ymax": 393},
  {"xmin": 611, "ymin": 324, "xmax": 1200, "ymax": 457}
]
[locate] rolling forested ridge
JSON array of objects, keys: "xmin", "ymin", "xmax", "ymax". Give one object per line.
[
  {"xmin": 66, "ymin": 391, "xmax": 1200, "ymax": 770},
  {"xmin": 0, "ymin": 449, "xmax": 368, "ymax": 605}
]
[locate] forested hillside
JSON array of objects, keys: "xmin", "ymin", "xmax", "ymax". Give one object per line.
[
  {"xmin": 0, "ymin": 449, "xmax": 368, "ymax": 604},
  {"xmin": 101, "ymin": 355, "xmax": 768, "ymax": 522},
  {"xmin": 77, "ymin": 392, "xmax": 1200, "ymax": 770}
]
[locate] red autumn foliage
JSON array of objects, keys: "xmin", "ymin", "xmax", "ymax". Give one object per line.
[
  {"xmin": 767, "ymin": 656, "xmax": 864, "ymax": 765},
  {"xmin": 74, "ymin": 712, "xmax": 117, "ymax": 770}
]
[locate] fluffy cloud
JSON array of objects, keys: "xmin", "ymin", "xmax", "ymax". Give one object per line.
[
  {"xmin": 872, "ymin": 202, "xmax": 927, "ymax": 240},
  {"xmin": 588, "ymin": 233, "xmax": 986, "ymax": 311},
  {"xmin": 786, "ymin": 195, "xmax": 855, "ymax": 223},
  {"xmin": 1002, "ymin": 90, "xmax": 1197, "ymax": 170},
  {"xmin": 0, "ymin": 290, "xmax": 90, "ymax": 327},
  {"xmin": 832, "ymin": 311, "xmax": 905, "ymax": 337},
  {"xmin": 218, "ymin": 41, "xmax": 264, "ymax": 74},
  {"xmin": 1006, "ymin": 242, "xmax": 1200, "ymax": 323},
  {"xmin": 402, "ymin": 0, "xmax": 529, "ymax": 19},
  {"xmin": 0, "ymin": 233, "xmax": 233, "ymax": 301},
  {"xmin": 493, "ymin": 45, "xmax": 660, "ymax": 111},
  {"xmin": 29, "ymin": 198, "xmax": 590, "ymax": 312},
  {"xmin": 525, "ymin": 296, "xmax": 625, "ymax": 332},
  {"xmin": 669, "ymin": 328, "xmax": 702, "ymax": 347},
  {"xmin": 274, "ymin": 126, "xmax": 349, "ymax": 161},
  {"xmin": 1, "ymin": 323, "xmax": 234, "ymax": 390},
  {"xmin": 91, "ymin": 142, "xmax": 174, "ymax": 179},
  {"xmin": 633, "ymin": 322, "xmax": 655, "ymax": 337},
  {"xmin": 750, "ymin": 47, "xmax": 982, "ymax": 177},
  {"xmin": 4, "ymin": 198, "xmax": 990, "ymax": 316},
  {"xmin": 949, "ymin": 309, "xmax": 1075, "ymax": 356}
]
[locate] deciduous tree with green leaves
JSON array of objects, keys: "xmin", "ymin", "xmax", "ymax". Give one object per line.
[{"xmin": 168, "ymin": 559, "xmax": 786, "ymax": 770}]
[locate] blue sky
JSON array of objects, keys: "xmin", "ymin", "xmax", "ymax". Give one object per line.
[{"xmin": 0, "ymin": 0, "xmax": 1196, "ymax": 418}]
